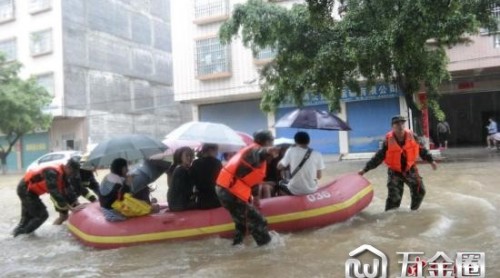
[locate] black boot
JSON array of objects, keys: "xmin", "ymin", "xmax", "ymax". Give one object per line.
[{"xmin": 12, "ymin": 217, "xmax": 29, "ymax": 237}]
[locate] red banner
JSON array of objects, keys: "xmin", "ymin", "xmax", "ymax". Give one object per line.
[{"xmin": 418, "ymin": 92, "xmax": 429, "ymax": 138}]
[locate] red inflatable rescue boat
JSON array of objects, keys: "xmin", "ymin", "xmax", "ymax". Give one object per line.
[{"xmin": 67, "ymin": 173, "xmax": 373, "ymax": 249}]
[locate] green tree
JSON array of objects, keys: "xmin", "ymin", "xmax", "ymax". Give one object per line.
[
  {"xmin": 219, "ymin": 0, "xmax": 499, "ymax": 134},
  {"xmin": 0, "ymin": 54, "xmax": 52, "ymax": 173}
]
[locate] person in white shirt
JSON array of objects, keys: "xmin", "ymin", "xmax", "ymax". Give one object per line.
[
  {"xmin": 277, "ymin": 131, "xmax": 325, "ymax": 195},
  {"xmin": 486, "ymin": 117, "xmax": 498, "ymax": 149}
]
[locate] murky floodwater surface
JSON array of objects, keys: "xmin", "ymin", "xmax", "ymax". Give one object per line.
[{"xmin": 0, "ymin": 149, "xmax": 499, "ymax": 277}]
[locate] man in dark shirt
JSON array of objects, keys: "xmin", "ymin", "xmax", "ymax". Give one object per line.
[{"xmin": 358, "ymin": 115, "xmax": 438, "ymax": 211}]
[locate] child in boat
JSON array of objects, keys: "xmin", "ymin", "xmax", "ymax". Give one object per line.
[{"xmin": 99, "ymin": 158, "xmax": 130, "ymax": 222}]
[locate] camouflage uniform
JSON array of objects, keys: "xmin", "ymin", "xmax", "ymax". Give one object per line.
[
  {"xmin": 54, "ymin": 169, "xmax": 99, "ymax": 218},
  {"xmin": 362, "ymin": 137, "xmax": 433, "ymax": 211},
  {"xmin": 14, "ymin": 169, "xmax": 73, "ymax": 236},
  {"xmin": 216, "ymin": 186, "xmax": 271, "ymax": 246},
  {"xmin": 216, "ymin": 147, "xmax": 273, "ymax": 246}
]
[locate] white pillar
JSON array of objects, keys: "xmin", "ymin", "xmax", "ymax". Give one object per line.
[
  {"xmin": 268, "ymin": 111, "xmax": 276, "ymax": 136},
  {"xmin": 192, "ymin": 104, "xmax": 199, "ymax": 121},
  {"xmin": 339, "ymin": 101, "xmax": 349, "ymax": 154}
]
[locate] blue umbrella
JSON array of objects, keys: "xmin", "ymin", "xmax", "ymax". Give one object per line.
[{"xmin": 275, "ymin": 109, "xmax": 351, "ymax": 131}]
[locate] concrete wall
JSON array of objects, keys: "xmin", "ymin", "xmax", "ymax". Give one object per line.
[
  {"xmin": 0, "ymin": 0, "xmax": 65, "ymax": 116},
  {"xmin": 61, "ymin": 0, "xmax": 190, "ymax": 148},
  {"xmin": 49, "ymin": 118, "xmax": 86, "ymax": 151},
  {"xmin": 447, "ymin": 34, "xmax": 500, "ymax": 72}
]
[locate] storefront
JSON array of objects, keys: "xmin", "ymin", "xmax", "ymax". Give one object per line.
[
  {"xmin": 21, "ymin": 132, "xmax": 50, "ymax": 169},
  {"xmin": 276, "ymin": 84, "xmax": 403, "ymax": 154},
  {"xmin": 275, "ymin": 104, "xmax": 340, "ymax": 154},
  {"xmin": 346, "ymin": 97, "xmax": 401, "ymax": 152},
  {"xmin": 198, "ymin": 99, "xmax": 269, "ymax": 135},
  {"xmin": 430, "ymin": 90, "xmax": 500, "ymax": 146},
  {"xmin": 0, "ymin": 136, "xmax": 20, "ymax": 172}
]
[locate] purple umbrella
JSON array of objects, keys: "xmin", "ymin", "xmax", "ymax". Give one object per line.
[{"xmin": 275, "ymin": 109, "xmax": 351, "ymax": 131}]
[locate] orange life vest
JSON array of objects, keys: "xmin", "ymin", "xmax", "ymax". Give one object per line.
[
  {"xmin": 384, "ymin": 130, "xmax": 420, "ymax": 172},
  {"xmin": 24, "ymin": 165, "xmax": 66, "ymax": 196},
  {"xmin": 216, "ymin": 144, "xmax": 267, "ymax": 202}
]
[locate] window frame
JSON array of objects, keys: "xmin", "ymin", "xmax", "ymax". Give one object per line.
[
  {"xmin": 480, "ymin": 4, "xmax": 500, "ymax": 35},
  {"xmin": 28, "ymin": 0, "xmax": 52, "ymax": 15},
  {"xmin": 34, "ymin": 72, "xmax": 55, "ymax": 96},
  {"xmin": 493, "ymin": 33, "xmax": 500, "ymax": 48},
  {"xmin": 253, "ymin": 47, "xmax": 277, "ymax": 65},
  {"xmin": 0, "ymin": 37, "xmax": 17, "ymax": 62},
  {"xmin": 30, "ymin": 28, "xmax": 53, "ymax": 57},
  {"xmin": 0, "ymin": 0, "xmax": 15, "ymax": 23},
  {"xmin": 193, "ymin": 0, "xmax": 229, "ymax": 25},
  {"xmin": 194, "ymin": 35, "xmax": 232, "ymax": 80}
]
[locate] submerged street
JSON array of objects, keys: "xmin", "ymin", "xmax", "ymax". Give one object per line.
[{"xmin": 0, "ymin": 147, "xmax": 498, "ymax": 277}]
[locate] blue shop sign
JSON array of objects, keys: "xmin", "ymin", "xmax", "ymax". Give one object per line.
[
  {"xmin": 341, "ymin": 84, "xmax": 401, "ymax": 102},
  {"xmin": 280, "ymin": 84, "xmax": 401, "ymax": 107}
]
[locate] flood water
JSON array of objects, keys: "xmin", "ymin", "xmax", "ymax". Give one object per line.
[{"xmin": 0, "ymin": 147, "xmax": 499, "ymax": 277}]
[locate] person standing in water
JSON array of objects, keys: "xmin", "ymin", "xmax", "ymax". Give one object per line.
[{"xmin": 358, "ymin": 115, "xmax": 437, "ymax": 211}]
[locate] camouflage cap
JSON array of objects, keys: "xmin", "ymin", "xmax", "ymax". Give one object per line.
[{"xmin": 391, "ymin": 115, "xmax": 407, "ymax": 124}]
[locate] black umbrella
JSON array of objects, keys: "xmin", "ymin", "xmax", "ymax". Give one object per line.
[
  {"xmin": 86, "ymin": 134, "xmax": 168, "ymax": 167},
  {"xmin": 275, "ymin": 108, "xmax": 351, "ymax": 131}
]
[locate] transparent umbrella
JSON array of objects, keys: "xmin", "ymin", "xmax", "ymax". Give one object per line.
[{"xmin": 163, "ymin": 121, "xmax": 246, "ymax": 153}]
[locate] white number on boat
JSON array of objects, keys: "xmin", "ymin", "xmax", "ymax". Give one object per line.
[{"xmin": 307, "ymin": 191, "xmax": 332, "ymax": 202}]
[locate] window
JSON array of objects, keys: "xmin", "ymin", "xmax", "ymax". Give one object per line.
[
  {"xmin": 0, "ymin": 38, "xmax": 16, "ymax": 61},
  {"xmin": 481, "ymin": 4, "xmax": 500, "ymax": 35},
  {"xmin": 30, "ymin": 29, "xmax": 52, "ymax": 56},
  {"xmin": 255, "ymin": 47, "xmax": 277, "ymax": 60},
  {"xmin": 494, "ymin": 34, "xmax": 500, "ymax": 48},
  {"xmin": 493, "ymin": 5, "xmax": 500, "ymax": 30},
  {"xmin": 195, "ymin": 37, "xmax": 231, "ymax": 79},
  {"xmin": 0, "ymin": 0, "xmax": 14, "ymax": 22},
  {"xmin": 29, "ymin": 0, "xmax": 51, "ymax": 14},
  {"xmin": 36, "ymin": 73, "xmax": 55, "ymax": 95},
  {"xmin": 194, "ymin": 0, "xmax": 228, "ymax": 24}
]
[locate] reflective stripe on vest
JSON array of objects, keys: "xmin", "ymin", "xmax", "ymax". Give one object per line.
[
  {"xmin": 384, "ymin": 130, "xmax": 420, "ymax": 172},
  {"xmin": 24, "ymin": 165, "xmax": 66, "ymax": 196},
  {"xmin": 216, "ymin": 144, "xmax": 267, "ymax": 202}
]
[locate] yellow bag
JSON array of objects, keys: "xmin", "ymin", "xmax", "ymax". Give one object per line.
[{"xmin": 111, "ymin": 193, "xmax": 152, "ymax": 217}]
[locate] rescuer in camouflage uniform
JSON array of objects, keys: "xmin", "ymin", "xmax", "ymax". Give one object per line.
[
  {"xmin": 52, "ymin": 158, "xmax": 99, "ymax": 225},
  {"xmin": 216, "ymin": 130, "xmax": 279, "ymax": 246},
  {"xmin": 358, "ymin": 115, "xmax": 438, "ymax": 211},
  {"xmin": 13, "ymin": 158, "xmax": 85, "ymax": 237}
]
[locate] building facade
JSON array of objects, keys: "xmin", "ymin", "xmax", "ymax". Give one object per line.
[
  {"xmin": 0, "ymin": 0, "xmax": 190, "ymax": 171},
  {"xmin": 171, "ymin": 0, "xmax": 408, "ymax": 154},
  {"xmin": 432, "ymin": 29, "xmax": 500, "ymax": 147}
]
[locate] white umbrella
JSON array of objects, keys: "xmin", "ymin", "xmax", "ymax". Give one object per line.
[{"xmin": 164, "ymin": 121, "xmax": 246, "ymax": 152}]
